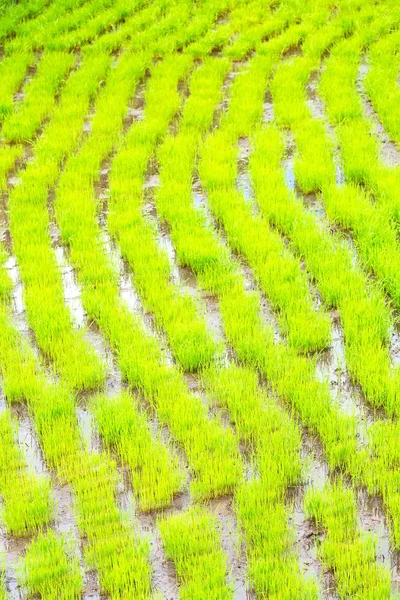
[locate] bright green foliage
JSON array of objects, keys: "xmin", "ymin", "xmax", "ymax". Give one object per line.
[
  {"xmin": 93, "ymin": 392, "xmax": 184, "ymax": 510},
  {"xmin": 5, "ymin": 0, "xmax": 116, "ymax": 53},
  {"xmin": 236, "ymin": 484, "xmax": 319, "ymax": 599},
  {"xmin": 7, "ymin": 51, "xmax": 110, "ymax": 391},
  {"xmin": 0, "ymin": 298, "xmax": 151, "ymax": 597},
  {"xmin": 251, "ymin": 126, "xmax": 399, "ymax": 414},
  {"xmin": 199, "ymin": 47, "xmax": 331, "ymax": 352},
  {"xmin": 108, "ymin": 57, "xmax": 222, "ymax": 372},
  {"xmin": 54, "ymin": 48, "xmax": 242, "ymax": 499},
  {"xmin": 20, "ymin": 530, "xmax": 83, "ymax": 600},
  {"xmin": 365, "ymin": 29, "xmax": 400, "ymax": 143},
  {"xmin": 306, "ymin": 483, "xmax": 391, "ymax": 598},
  {"xmin": 0, "ymin": 52, "xmax": 35, "ymax": 120},
  {"xmin": 159, "ymin": 507, "xmax": 232, "ymax": 600},
  {"xmin": 2, "ymin": 51, "xmax": 75, "ymax": 142},
  {"xmin": 204, "ymin": 365, "xmax": 319, "ymax": 597},
  {"xmin": 0, "ymin": 410, "xmax": 53, "ymax": 536},
  {"xmin": 1, "ymin": 0, "xmax": 400, "ymax": 596}
]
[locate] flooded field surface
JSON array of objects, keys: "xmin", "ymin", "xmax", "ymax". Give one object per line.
[{"xmin": 1, "ymin": 0, "xmax": 400, "ymax": 598}]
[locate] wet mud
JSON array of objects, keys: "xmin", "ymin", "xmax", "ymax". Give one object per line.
[
  {"xmin": 357, "ymin": 488, "xmax": 400, "ymax": 594},
  {"xmin": 357, "ymin": 58, "xmax": 400, "ymax": 168},
  {"xmin": 209, "ymin": 496, "xmax": 252, "ymax": 600}
]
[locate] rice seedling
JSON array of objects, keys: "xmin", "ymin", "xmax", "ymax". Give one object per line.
[
  {"xmin": 4, "ymin": 0, "xmax": 115, "ymax": 53},
  {"xmin": 2, "ymin": 51, "xmax": 76, "ymax": 142},
  {"xmin": 108, "ymin": 56, "xmax": 228, "ymax": 371},
  {"xmin": 199, "ymin": 40, "xmax": 332, "ymax": 353},
  {"xmin": 365, "ymin": 29, "xmax": 400, "ymax": 144},
  {"xmin": 306, "ymin": 482, "xmax": 391, "ymax": 598},
  {"xmin": 0, "ymin": 270, "xmax": 151, "ymax": 596},
  {"xmin": 53, "ymin": 48, "xmax": 242, "ymax": 498},
  {"xmin": 6, "ymin": 51, "xmax": 110, "ymax": 391},
  {"xmin": 203, "ymin": 365, "xmax": 319, "ymax": 597},
  {"xmin": 266, "ymin": 6, "xmax": 400, "ymax": 414},
  {"xmin": 0, "ymin": 52, "xmax": 35, "ymax": 120},
  {"xmin": 1, "ymin": 0, "xmax": 400, "ymax": 596},
  {"xmin": 159, "ymin": 507, "xmax": 232, "ymax": 600},
  {"xmin": 92, "ymin": 392, "xmax": 184, "ymax": 510},
  {"xmin": 20, "ymin": 530, "xmax": 83, "ymax": 600},
  {"xmin": 0, "ymin": 0, "xmax": 50, "ymax": 40},
  {"xmin": 0, "ymin": 409, "xmax": 54, "ymax": 536}
]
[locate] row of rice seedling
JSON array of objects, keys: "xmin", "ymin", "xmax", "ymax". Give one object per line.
[
  {"xmin": 154, "ymin": 4, "xmax": 360, "ymax": 477},
  {"xmin": 220, "ymin": 0, "xmax": 304, "ymax": 60},
  {"xmin": 90, "ymin": 0, "xmax": 199, "ymax": 55},
  {"xmin": 120, "ymin": 0, "xmax": 255, "ymax": 59},
  {"xmin": 252, "ymin": 5, "xmax": 400, "ymax": 556},
  {"xmin": 203, "ymin": 365, "xmax": 318, "ymax": 597},
  {"xmin": 0, "ymin": 0, "xmax": 51, "ymax": 39},
  {"xmin": 198, "ymin": 9, "xmax": 393, "ymax": 593},
  {"xmin": 20, "ymin": 530, "xmax": 82, "ymax": 599},
  {"xmin": 159, "ymin": 507, "xmax": 232, "ymax": 600},
  {"xmin": 268, "ymin": 9, "xmax": 400, "ymax": 414},
  {"xmin": 250, "ymin": 126, "xmax": 400, "ymax": 546},
  {"xmin": 104, "ymin": 10, "xmax": 321, "ymax": 591},
  {"xmin": 198, "ymin": 29, "xmax": 333, "ymax": 354},
  {"xmin": 2, "ymin": 50, "xmax": 76, "ymax": 142},
  {"xmin": 93, "ymin": 392, "xmax": 184, "ymax": 511},
  {"xmin": 305, "ymin": 482, "xmax": 391, "ymax": 598},
  {"xmin": 184, "ymin": 0, "xmax": 272, "ymax": 59},
  {"xmin": 0, "ymin": 276, "xmax": 152, "ymax": 596},
  {"xmin": 149, "ymin": 5, "xmax": 400, "ymax": 592},
  {"xmin": 0, "ymin": 52, "xmax": 35, "ymax": 121},
  {"xmin": 103, "ymin": 9, "xmax": 328, "ymax": 592},
  {"xmin": 47, "ymin": 0, "xmax": 152, "ymax": 51},
  {"xmin": 150, "ymin": 12, "xmax": 349, "ymax": 596},
  {"xmin": 53, "ymin": 49, "xmax": 241, "ymax": 501},
  {"xmin": 4, "ymin": 0, "xmax": 115, "ymax": 52},
  {"xmin": 0, "ymin": 0, "xmax": 252, "ymax": 548},
  {"xmin": 317, "ymin": 28, "xmax": 400, "ymax": 307},
  {"xmin": 5, "ymin": 50, "xmax": 109, "ymax": 391},
  {"xmin": 0, "ymin": 15, "xmax": 195, "ymax": 509},
  {"xmin": 0, "ymin": 408, "xmax": 53, "ymax": 536},
  {"xmin": 84, "ymin": 0, "xmax": 182, "ymax": 55},
  {"xmin": 108, "ymin": 56, "xmax": 226, "ymax": 372},
  {"xmin": 364, "ymin": 29, "xmax": 400, "ymax": 145}
]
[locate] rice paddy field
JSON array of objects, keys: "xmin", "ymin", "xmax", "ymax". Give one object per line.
[{"xmin": 3, "ymin": 0, "xmax": 400, "ymax": 597}]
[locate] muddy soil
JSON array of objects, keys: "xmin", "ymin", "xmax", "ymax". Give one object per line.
[{"xmin": 357, "ymin": 58, "xmax": 400, "ymax": 168}]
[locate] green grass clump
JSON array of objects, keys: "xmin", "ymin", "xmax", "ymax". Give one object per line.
[
  {"xmin": 159, "ymin": 507, "xmax": 232, "ymax": 600},
  {"xmin": 306, "ymin": 482, "xmax": 391, "ymax": 598},
  {"xmin": 0, "ymin": 409, "xmax": 53, "ymax": 536},
  {"xmin": 20, "ymin": 530, "xmax": 82, "ymax": 600}
]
